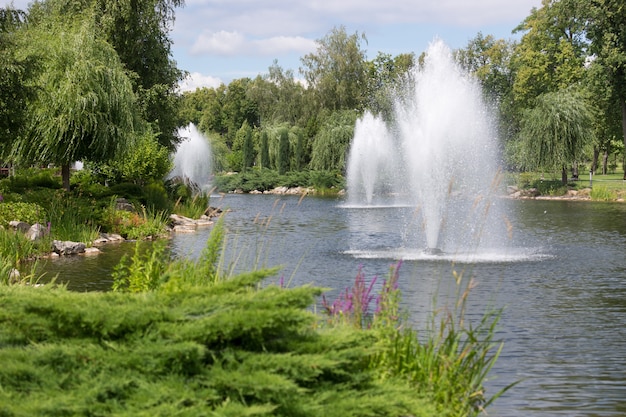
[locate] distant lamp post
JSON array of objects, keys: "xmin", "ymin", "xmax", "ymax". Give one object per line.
[{"xmin": 589, "ymin": 169, "xmax": 593, "ymax": 188}]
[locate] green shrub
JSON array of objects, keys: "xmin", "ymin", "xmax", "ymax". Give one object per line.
[
  {"xmin": 532, "ymin": 179, "xmax": 567, "ymax": 196},
  {"xmin": 590, "ymin": 186, "xmax": 618, "ymax": 201},
  {"xmin": 173, "ymin": 192, "xmax": 209, "ymax": 219},
  {"xmin": 0, "ymin": 202, "xmax": 47, "ymax": 227},
  {"xmin": 143, "ymin": 182, "xmax": 172, "ymax": 213},
  {"xmin": 109, "ymin": 183, "xmax": 143, "ymax": 200}
]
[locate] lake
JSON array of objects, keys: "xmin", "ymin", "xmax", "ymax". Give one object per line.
[{"xmin": 40, "ymin": 193, "xmax": 626, "ymax": 416}]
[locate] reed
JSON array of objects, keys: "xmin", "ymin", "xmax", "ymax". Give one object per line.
[{"xmin": 322, "ymin": 263, "xmax": 513, "ymax": 417}]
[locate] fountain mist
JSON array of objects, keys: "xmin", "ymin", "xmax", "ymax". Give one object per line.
[
  {"xmin": 169, "ymin": 124, "xmax": 213, "ymax": 192},
  {"xmin": 346, "ymin": 40, "xmax": 504, "ymax": 254}
]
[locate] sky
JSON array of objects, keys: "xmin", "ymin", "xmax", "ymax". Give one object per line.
[{"xmin": 4, "ymin": 0, "xmax": 543, "ymax": 91}]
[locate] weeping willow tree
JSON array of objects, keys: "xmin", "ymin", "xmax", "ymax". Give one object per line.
[
  {"xmin": 519, "ymin": 87, "xmax": 595, "ymax": 184},
  {"xmin": 309, "ymin": 110, "xmax": 357, "ymax": 171},
  {"xmin": 13, "ymin": 17, "xmax": 137, "ymax": 191}
]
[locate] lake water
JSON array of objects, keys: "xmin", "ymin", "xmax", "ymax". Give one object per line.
[{"xmin": 41, "ymin": 194, "xmax": 626, "ymax": 416}]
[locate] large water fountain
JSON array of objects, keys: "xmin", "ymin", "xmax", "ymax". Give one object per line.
[
  {"xmin": 169, "ymin": 123, "xmax": 213, "ymax": 191},
  {"xmin": 346, "ymin": 40, "xmax": 506, "ymax": 257}
]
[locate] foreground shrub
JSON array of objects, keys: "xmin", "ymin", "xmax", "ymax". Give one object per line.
[{"xmin": 0, "ymin": 274, "xmax": 436, "ymax": 416}]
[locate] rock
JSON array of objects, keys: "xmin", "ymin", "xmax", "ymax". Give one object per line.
[
  {"xmin": 9, "ymin": 221, "xmax": 30, "ymax": 233},
  {"xmin": 115, "ymin": 197, "xmax": 135, "ymax": 212},
  {"xmin": 172, "ymin": 224, "xmax": 197, "ymax": 233},
  {"xmin": 26, "ymin": 223, "xmax": 47, "ymax": 241},
  {"xmin": 93, "ymin": 233, "xmax": 125, "ymax": 245},
  {"xmin": 507, "ymin": 185, "xmax": 519, "ymax": 194},
  {"xmin": 8, "ymin": 268, "xmax": 20, "ymax": 283},
  {"xmin": 169, "ymin": 214, "xmax": 195, "ymax": 226},
  {"xmin": 52, "ymin": 240, "xmax": 86, "ymax": 256},
  {"xmin": 82, "ymin": 247, "xmax": 101, "ymax": 256}
]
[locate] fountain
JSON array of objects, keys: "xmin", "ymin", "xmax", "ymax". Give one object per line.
[
  {"xmin": 169, "ymin": 123, "xmax": 213, "ymax": 192},
  {"xmin": 346, "ymin": 40, "xmax": 504, "ymax": 256}
]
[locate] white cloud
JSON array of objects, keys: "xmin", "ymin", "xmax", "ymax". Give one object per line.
[
  {"xmin": 190, "ymin": 30, "xmax": 246, "ymax": 55},
  {"xmin": 178, "ymin": 72, "xmax": 223, "ymax": 92},
  {"xmin": 190, "ymin": 30, "xmax": 317, "ymax": 57},
  {"xmin": 252, "ymin": 36, "xmax": 317, "ymax": 55}
]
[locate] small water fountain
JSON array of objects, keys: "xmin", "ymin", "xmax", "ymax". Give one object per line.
[
  {"xmin": 346, "ymin": 40, "xmax": 505, "ymax": 257},
  {"xmin": 169, "ymin": 123, "xmax": 213, "ymax": 192}
]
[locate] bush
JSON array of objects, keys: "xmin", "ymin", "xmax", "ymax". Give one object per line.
[
  {"xmin": 590, "ymin": 186, "xmax": 618, "ymax": 201},
  {"xmin": 0, "ymin": 202, "xmax": 47, "ymax": 227}
]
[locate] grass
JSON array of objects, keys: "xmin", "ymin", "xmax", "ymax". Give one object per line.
[{"xmin": 510, "ymin": 169, "xmax": 626, "ymax": 201}]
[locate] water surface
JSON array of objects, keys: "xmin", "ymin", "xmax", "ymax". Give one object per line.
[{"xmin": 40, "ymin": 194, "xmax": 626, "ymax": 416}]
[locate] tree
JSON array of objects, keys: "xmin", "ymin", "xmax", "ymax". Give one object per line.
[
  {"xmin": 518, "ymin": 88, "xmax": 595, "ymax": 183},
  {"xmin": 259, "ymin": 130, "xmax": 270, "ymax": 169},
  {"xmin": 365, "ymin": 51, "xmax": 415, "ymax": 119},
  {"xmin": 300, "ymin": 26, "xmax": 368, "ymax": 112},
  {"xmin": 309, "ymin": 110, "xmax": 357, "ymax": 172},
  {"xmin": 455, "ymin": 33, "xmax": 517, "ymax": 142},
  {"xmin": 277, "ymin": 127, "xmax": 290, "ymax": 175},
  {"xmin": 511, "ymin": 0, "xmax": 589, "ymax": 108},
  {"xmin": 239, "ymin": 121, "xmax": 254, "ymax": 173},
  {"xmin": 221, "ymin": 78, "xmax": 259, "ymax": 147},
  {"xmin": 0, "ymin": 6, "xmax": 36, "ymax": 156},
  {"xmin": 28, "ymin": 0, "xmax": 185, "ymax": 150},
  {"xmin": 14, "ymin": 18, "xmax": 137, "ymax": 191},
  {"xmin": 586, "ymin": 0, "xmax": 626, "ymax": 179}
]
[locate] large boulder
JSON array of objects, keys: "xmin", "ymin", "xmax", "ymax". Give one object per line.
[{"xmin": 52, "ymin": 240, "xmax": 86, "ymax": 256}]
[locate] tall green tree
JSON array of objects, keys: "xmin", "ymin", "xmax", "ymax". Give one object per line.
[
  {"xmin": 300, "ymin": 26, "xmax": 368, "ymax": 112},
  {"xmin": 455, "ymin": 33, "xmax": 517, "ymax": 141},
  {"xmin": 28, "ymin": 0, "xmax": 185, "ymax": 149},
  {"xmin": 309, "ymin": 110, "xmax": 357, "ymax": 172},
  {"xmin": 239, "ymin": 121, "xmax": 254, "ymax": 173},
  {"xmin": 277, "ymin": 127, "xmax": 290, "ymax": 175},
  {"xmin": 365, "ymin": 51, "xmax": 415, "ymax": 119},
  {"xmin": 586, "ymin": 0, "xmax": 626, "ymax": 178},
  {"xmin": 259, "ymin": 130, "xmax": 270, "ymax": 169},
  {"xmin": 14, "ymin": 18, "xmax": 137, "ymax": 191},
  {"xmin": 518, "ymin": 88, "xmax": 595, "ymax": 183},
  {"xmin": 0, "ymin": 7, "xmax": 36, "ymax": 156},
  {"xmin": 511, "ymin": 0, "xmax": 589, "ymax": 108}
]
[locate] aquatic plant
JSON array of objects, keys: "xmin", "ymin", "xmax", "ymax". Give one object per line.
[{"xmin": 322, "ymin": 263, "xmax": 511, "ymax": 417}]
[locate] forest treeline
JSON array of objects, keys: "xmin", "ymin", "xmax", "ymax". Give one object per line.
[{"xmin": 2, "ymin": 0, "xmax": 626, "ymax": 190}]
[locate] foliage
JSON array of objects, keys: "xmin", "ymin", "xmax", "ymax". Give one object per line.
[
  {"xmin": 44, "ymin": 194, "xmax": 100, "ymax": 243},
  {"xmin": 300, "ymin": 25, "xmax": 368, "ymax": 112},
  {"xmin": 0, "ymin": 228, "xmax": 49, "ymax": 268},
  {"xmin": 109, "ymin": 127, "xmax": 173, "ymax": 185},
  {"xmin": 0, "ymin": 6, "xmax": 36, "ymax": 155},
  {"xmin": 310, "ymin": 110, "xmax": 357, "ymax": 171},
  {"xmin": 0, "ymin": 278, "xmax": 436, "ymax": 417},
  {"xmin": 212, "ymin": 169, "xmax": 343, "ymax": 193},
  {"xmin": 511, "ymin": 0, "xmax": 588, "ymax": 108},
  {"xmin": 0, "ymin": 202, "xmax": 46, "ymax": 227},
  {"xmin": 518, "ymin": 87, "xmax": 595, "ymax": 182},
  {"xmin": 14, "ymin": 16, "xmax": 138, "ymax": 190},
  {"xmin": 590, "ymin": 185, "xmax": 618, "ymax": 201},
  {"xmin": 101, "ymin": 199, "xmax": 168, "ymax": 240},
  {"xmin": 322, "ymin": 263, "xmax": 511, "ymax": 417},
  {"xmin": 172, "ymin": 192, "xmax": 210, "ymax": 219},
  {"xmin": 277, "ymin": 127, "xmax": 290, "ymax": 175}
]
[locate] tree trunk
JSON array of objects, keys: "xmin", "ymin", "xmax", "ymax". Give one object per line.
[
  {"xmin": 602, "ymin": 150, "xmax": 609, "ymax": 175},
  {"xmin": 592, "ymin": 147, "xmax": 599, "ymax": 174},
  {"xmin": 61, "ymin": 163, "xmax": 70, "ymax": 192},
  {"xmin": 561, "ymin": 165, "xmax": 568, "ymax": 185},
  {"xmin": 571, "ymin": 162, "xmax": 579, "ymax": 180},
  {"xmin": 621, "ymin": 98, "xmax": 626, "ymax": 180}
]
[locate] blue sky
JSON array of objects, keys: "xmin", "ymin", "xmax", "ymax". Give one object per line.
[{"xmin": 4, "ymin": 0, "xmax": 542, "ymax": 91}]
